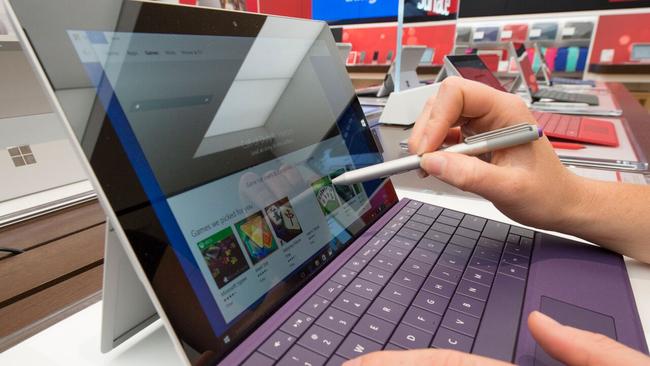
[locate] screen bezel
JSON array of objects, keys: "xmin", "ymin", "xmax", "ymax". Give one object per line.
[{"xmin": 10, "ymin": 1, "xmax": 400, "ymax": 364}]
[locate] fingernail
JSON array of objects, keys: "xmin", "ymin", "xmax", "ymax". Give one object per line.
[
  {"xmin": 421, "ymin": 154, "xmax": 447, "ymax": 177},
  {"xmin": 532, "ymin": 311, "xmax": 559, "ymax": 325},
  {"xmin": 342, "ymin": 358, "xmax": 361, "ymax": 366}
]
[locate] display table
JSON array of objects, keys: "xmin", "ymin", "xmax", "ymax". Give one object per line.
[{"xmin": 1, "ymin": 177, "xmax": 648, "ymax": 365}]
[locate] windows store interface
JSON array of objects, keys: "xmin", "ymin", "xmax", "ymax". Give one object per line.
[{"xmin": 68, "ymin": 27, "xmax": 387, "ymax": 328}]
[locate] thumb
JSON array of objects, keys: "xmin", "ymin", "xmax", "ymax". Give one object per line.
[
  {"xmin": 420, "ymin": 151, "xmax": 509, "ymax": 200},
  {"xmin": 528, "ymin": 311, "xmax": 650, "ymax": 366}
]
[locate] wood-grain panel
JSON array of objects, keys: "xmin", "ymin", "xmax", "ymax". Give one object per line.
[
  {"xmin": 0, "ymin": 224, "xmax": 105, "ymax": 305},
  {"xmin": 0, "ymin": 265, "xmax": 103, "ymax": 351},
  {"xmin": 0, "ymin": 201, "xmax": 105, "ymax": 260}
]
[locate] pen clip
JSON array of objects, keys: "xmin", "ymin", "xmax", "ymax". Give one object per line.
[{"xmin": 464, "ymin": 123, "xmax": 535, "ymax": 144}]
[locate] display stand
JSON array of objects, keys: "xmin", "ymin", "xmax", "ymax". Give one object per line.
[{"xmin": 100, "ymin": 220, "xmax": 158, "ymax": 353}]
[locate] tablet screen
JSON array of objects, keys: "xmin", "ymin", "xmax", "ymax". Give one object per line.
[{"xmin": 446, "ymin": 55, "xmax": 507, "ymax": 92}]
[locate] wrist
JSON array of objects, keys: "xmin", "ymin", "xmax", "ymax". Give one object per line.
[{"xmin": 551, "ymin": 173, "xmax": 599, "ymax": 235}]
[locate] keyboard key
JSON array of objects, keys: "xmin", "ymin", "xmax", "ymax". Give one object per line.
[
  {"xmin": 437, "ymin": 215, "xmax": 461, "ymax": 228},
  {"xmin": 357, "ymin": 245, "xmax": 379, "ymax": 261},
  {"xmin": 504, "ymin": 242, "xmax": 530, "ymax": 258},
  {"xmin": 389, "ymin": 323, "xmax": 434, "ymax": 350},
  {"xmin": 417, "ymin": 204, "xmax": 442, "ymax": 219},
  {"xmin": 366, "ymin": 236, "xmax": 389, "ymax": 250},
  {"xmin": 456, "ymin": 279, "xmax": 489, "ymax": 301},
  {"xmin": 412, "ymin": 291, "xmax": 449, "ymax": 315},
  {"xmin": 379, "ymin": 282, "xmax": 417, "ymax": 306},
  {"xmin": 422, "ymin": 277, "xmax": 455, "ymax": 298},
  {"xmin": 519, "ymin": 236, "xmax": 533, "ymax": 252},
  {"xmin": 441, "ymin": 209, "xmax": 464, "ymax": 220},
  {"xmin": 430, "ymin": 264, "xmax": 462, "ymax": 284},
  {"xmin": 298, "ymin": 325, "xmax": 343, "ymax": 357},
  {"xmin": 397, "ymin": 227, "xmax": 424, "ymax": 241},
  {"xmin": 502, "ymin": 252, "xmax": 529, "ymax": 269},
  {"xmin": 443, "ymin": 243, "xmax": 472, "ymax": 260},
  {"xmin": 279, "ymin": 344, "xmax": 327, "ymax": 366},
  {"xmin": 449, "ymin": 293, "xmax": 485, "ymax": 319},
  {"xmin": 506, "ymin": 234, "xmax": 520, "ymax": 244},
  {"xmin": 459, "ymin": 215, "xmax": 486, "ymax": 232},
  {"xmin": 390, "ymin": 269, "xmax": 425, "ymax": 291},
  {"xmin": 385, "ymin": 220, "xmax": 405, "ymax": 232},
  {"xmin": 455, "ymin": 226, "xmax": 480, "ymax": 240},
  {"xmin": 432, "ymin": 327, "xmax": 473, "ymax": 353},
  {"xmin": 388, "ymin": 236, "xmax": 417, "ymax": 251},
  {"xmin": 424, "ymin": 229, "xmax": 451, "ymax": 243},
  {"xmin": 369, "ymin": 255, "xmax": 399, "ymax": 273},
  {"xmin": 472, "ymin": 273, "xmax": 526, "ymax": 361},
  {"xmin": 399, "ymin": 207, "xmax": 417, "ymax": 216},
  {"xmin": 345, "ymin": 257, "xmax": 368, "ymax": 272},
  {"xmin": 498, "ymin": 262, "xmax": 528, "ymax": 280},
  {"xmin": 402, "ymin": 306, "xmax": 441, "ymax": 333},
  {"xmin": 411, "ymin": 213, "xmax": 435, "ymax": 226},
  {"xmin": 316, "ymin": 307, "xmax": 356, "ymax": 336},
  {"xmin": 468, "ymin": 256, "xmax": 498, "ymax": 275},
  {"xmin": 430, "ymin": 222, "xmax": 455, "ymax": 235},
  {"xmin": 359, "ymin": 265, "xmax": 391, "ymax": 286},
  {"xmin": 375, "ymin": 228, "xmax": 396, "ymax": 240},
  {"xmin": 477, "ymin": 237, "xmax": 504, "ymax": 252},
  {"xmin": 332, "ymin": 268, "xmax": 357, "ymax": 286},
  {"xmin": 509, "ymin": 226, "xmax": 534, "ymax": 238},
  {"xmin": 281, "ymin": 312, "xmax": 315, "ymax": 337},
  {"xmin": 336, "ymin": 333, "xmax": 382, "ymax": 360},
  {"xmin": 409, "ymin": 247, "xmax": 439, "ymax": 265},
  {"xmin": 392, "ymin": 212, "xmax": 410, "ymax": 223},
  {"xmin": 401, "ymin": 257, "xmax": 433, "ymax": 278},
  {"xmin": 353, "ymin": 313, "xmax": 396, "ymax": 344},
  {"xmin": 437, "ymin": 253, "xmax": 467, "ymax": 272},
  {"xmin": 442, "ymin": 309, "xmax": 480, "ymax": 337},
  {"xmin": 379, "ymin": 245, "xmax": 409, "ymax": 261},
  {"xmin": 316, "ymin": 281, "xmax": 345, "ymax": 301},
  {"xmin": 407, "ymin": 200, "xmax": 423, "ymax": 209},
  {"xmin": 473, "ymin": 246, "xmax": 501, "ymax": 262},
  {"xmin": 481, "ymin": 220, "xmax": 509, "ymax": 242},
  {"xmin": 463, "ymin": 267, "xmax": 494, "ymax": 287},
  {"xmin": 332, "ymin": 291, "xmax": 371, "ymax": 316},
  {"xmin": 417, "ymin": 238, "xmax": 446, "ymax": 253},
  {"xmin": 259, "ymin": 330, "xmax": 296, "ymax": 360},
  {"xmin": 404, "ymin": 220, "xmax": 430, "ymax": 233},
  {"xmin": 449, "ymin": 234, "xmax": 477, "ymax": 249},
  {"xmin": 299, "ymin": 295, "xmax": 330, "ymax": 318},
  {"xmin": 367, "ymin": 297, "xmax": 407, "ymax": 323},
  {"xmin": 242, "ymin": 352, "xmax": 274, "ymax": 366},
  {"xmin": 326, "ymin": 355, "xmax": 348, "ymax": 366},
  {"xmin": 348, "ymin": 278, "xmax": 381, "ymax": 300}
]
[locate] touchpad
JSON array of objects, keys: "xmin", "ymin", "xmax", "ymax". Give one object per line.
[{"xmin": 534, "ymin": 296, "xmax": 617, "ymax": 366}]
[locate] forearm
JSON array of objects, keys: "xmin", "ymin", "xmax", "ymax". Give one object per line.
[{"xmin": 559, "ymin": 177, "xmax": 650, "ymax": 264}]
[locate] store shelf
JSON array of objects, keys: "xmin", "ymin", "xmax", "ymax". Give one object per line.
[{"xmin": 589, "ymin": 63, "xmax": 650, "ymax": 74}]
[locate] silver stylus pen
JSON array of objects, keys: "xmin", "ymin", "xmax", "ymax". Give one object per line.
[{"xmin": 332, "ymin": 123, "xmax": 543, "ymax": 185}]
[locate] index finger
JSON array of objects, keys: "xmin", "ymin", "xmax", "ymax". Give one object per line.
[{"xmin": 409, "ymin": 76, "xmax": 518, "ymax": 155}]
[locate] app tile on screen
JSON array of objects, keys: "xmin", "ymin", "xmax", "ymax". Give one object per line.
[
  {"xmin": 329, "ymin": 168, "xmax": 357, "ymax": 203},
  {"xmin": 197, "ymin": 227, "xmax": 249, "ymax": 289},
  {"xmin": 235, "ymin": 211, "xmax": 278, "ymax": 265},
  {"xmin": 311, "ymin": 176, "xmax": 340, "ymax": 215},
  {"xmin": 265, "ymin": 197, "xmax": 303, "ymax": 243}
]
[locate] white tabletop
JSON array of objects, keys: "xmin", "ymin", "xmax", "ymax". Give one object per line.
[{"xmin": 2, "ymin": 125, "xmax": 648, "ymax": 365}]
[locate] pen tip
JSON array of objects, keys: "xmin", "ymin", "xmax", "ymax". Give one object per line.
[{"xmin": 537, "ymin": 127, "xmax": 543, "ymax": 138}]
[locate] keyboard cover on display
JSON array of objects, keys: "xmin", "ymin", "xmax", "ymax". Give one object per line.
[{"xmin": 242, "ymin": 200, "xmax": 534, "ymax": 366}]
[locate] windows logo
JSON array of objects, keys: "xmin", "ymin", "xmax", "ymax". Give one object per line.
[{"xmin": 7, "ymin": 145, "xmax": 36, "ymax": 167}]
